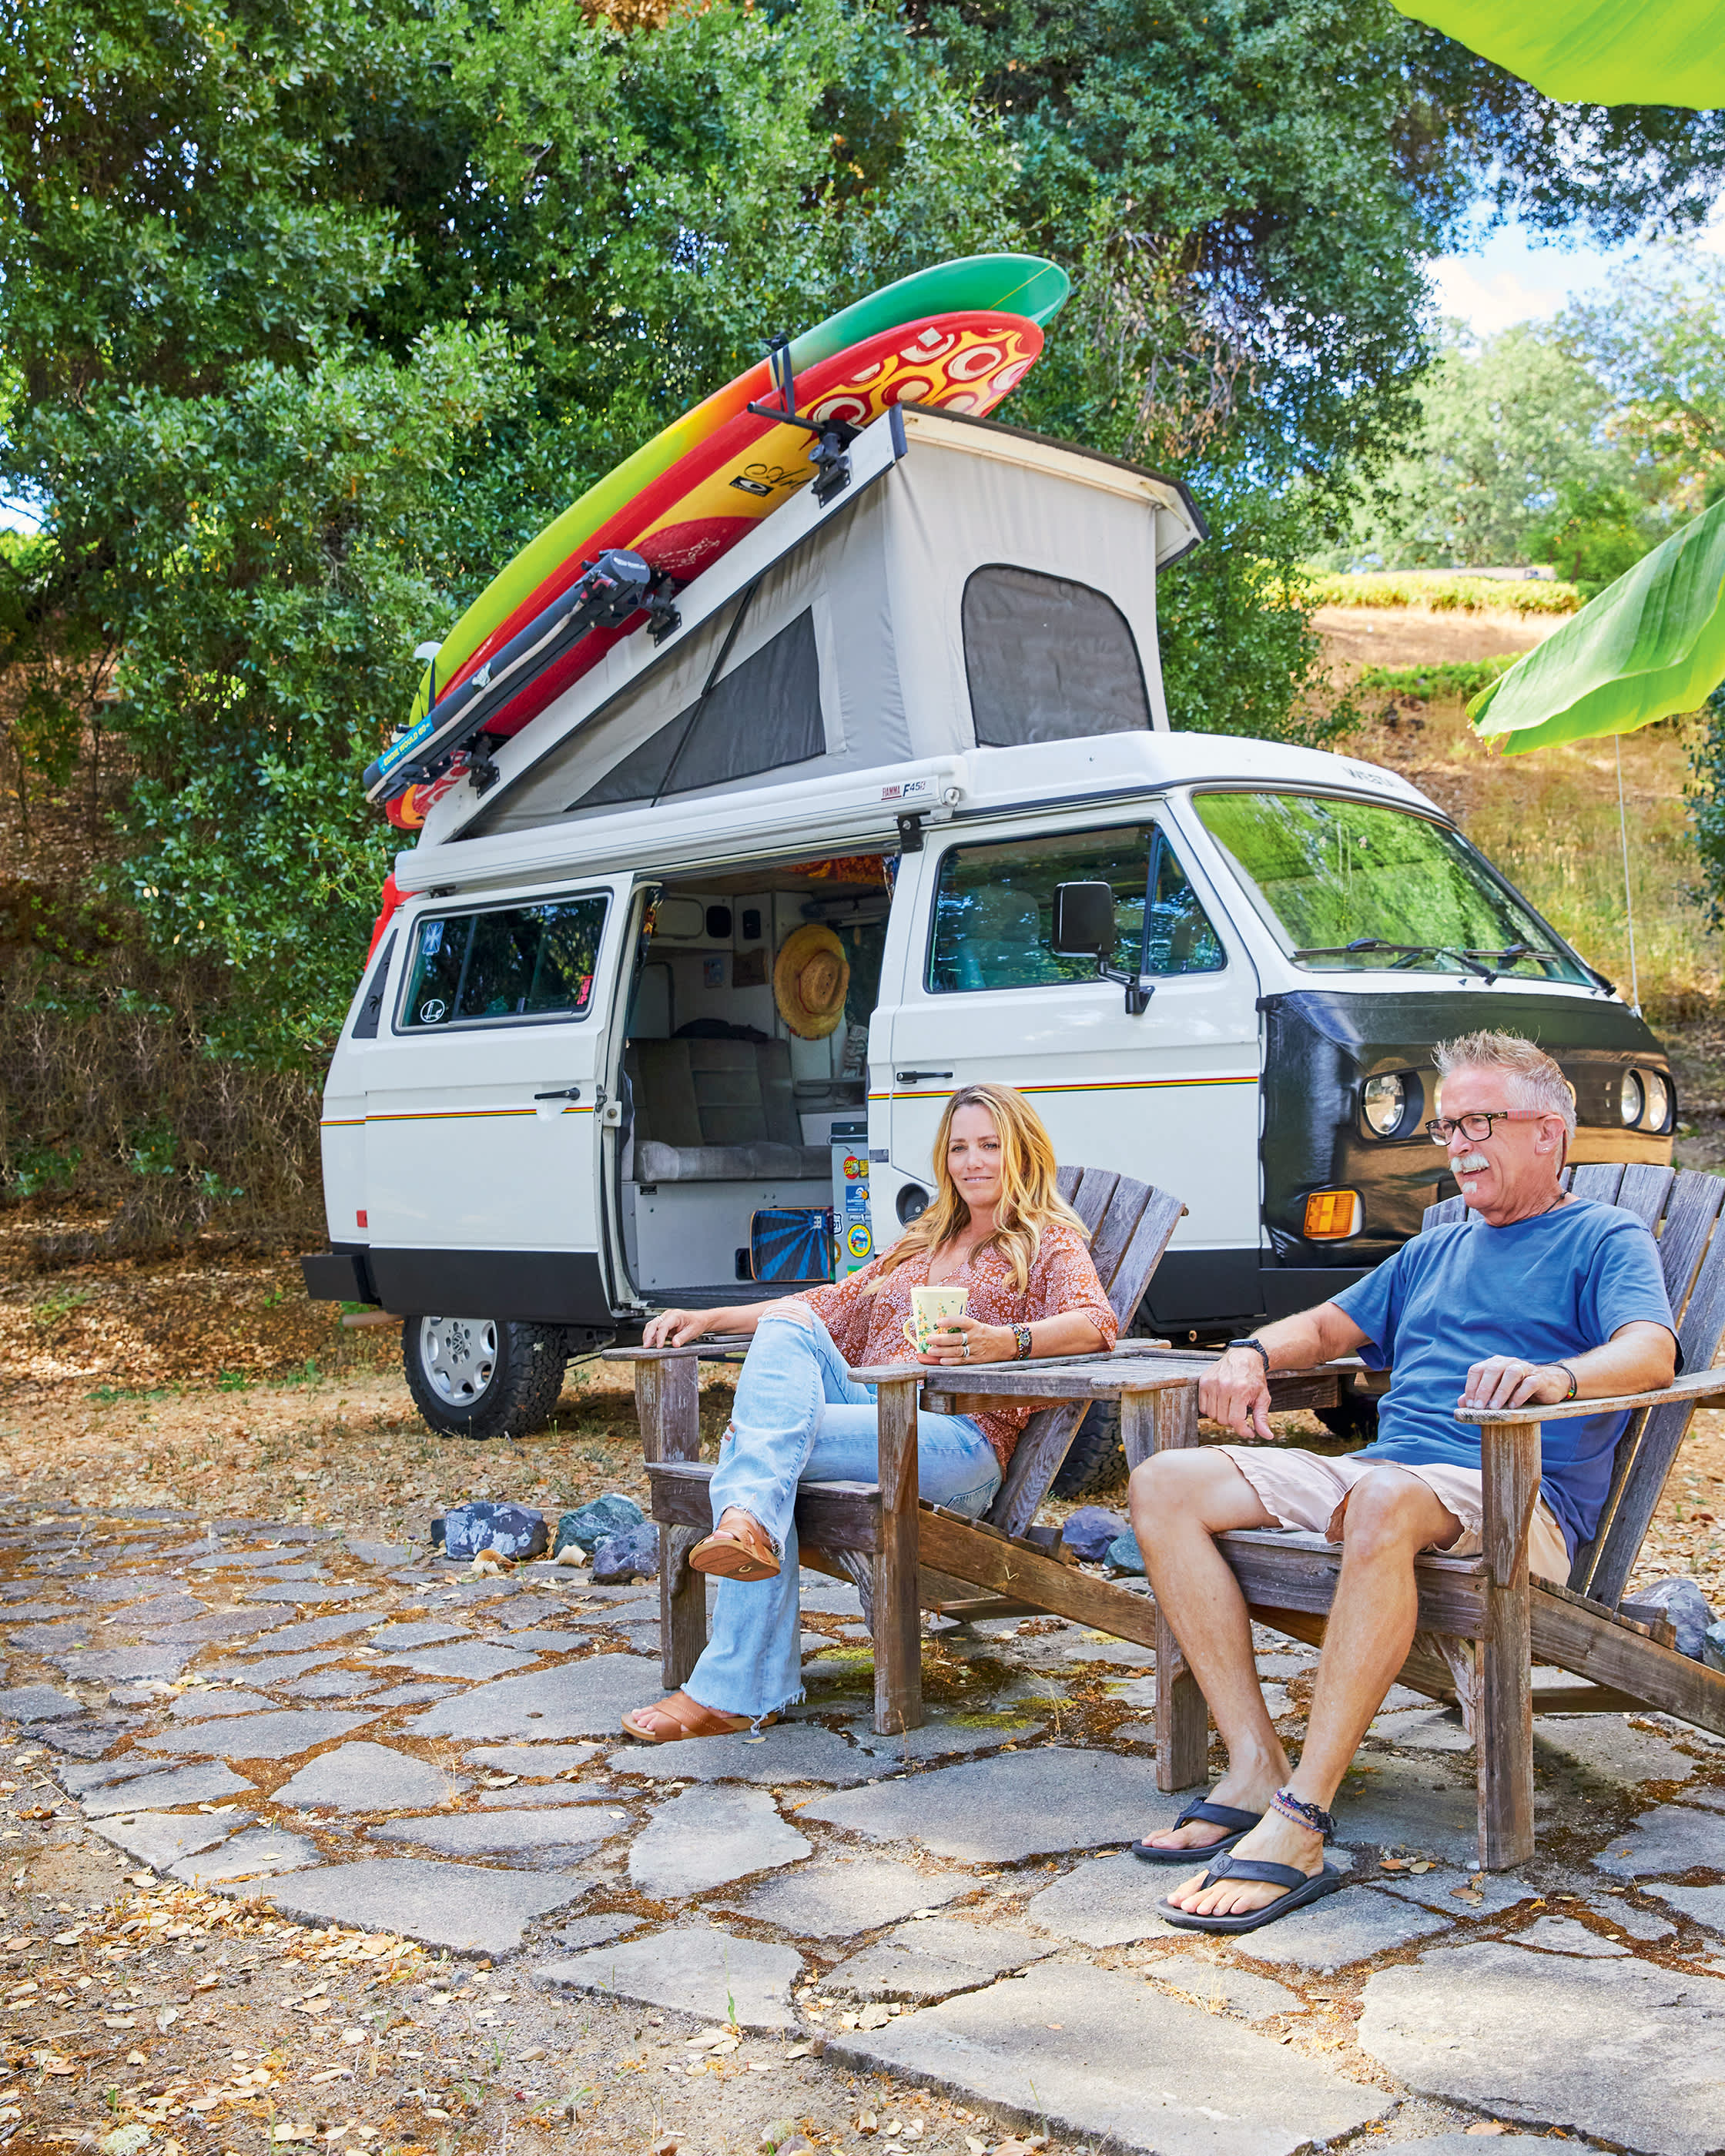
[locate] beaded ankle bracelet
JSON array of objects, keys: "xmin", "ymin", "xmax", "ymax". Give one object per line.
[{"xmin": 1270, "ymin": 1786, "xmax": 1335, "ymax": 1840}]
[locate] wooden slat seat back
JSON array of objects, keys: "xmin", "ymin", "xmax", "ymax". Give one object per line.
[
  {"xmin": 983, "ymin": 1166, "xmax": 1186, "ymax": 1534},
  {"xmin": 1419, "ymin": 1162, "xmax": 1725, "ymax": 1607}
]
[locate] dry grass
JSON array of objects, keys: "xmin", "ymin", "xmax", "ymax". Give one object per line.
[
  {"xmin": 0, "ymin": 949, "xmax": 323, "ymax": 1264},
  {"xmin": 1335, "ymin": 635, "xmax": 1721, "ymax": 1020}
]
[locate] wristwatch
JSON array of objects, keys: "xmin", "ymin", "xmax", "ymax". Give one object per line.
[{"xmin": 1227, "ymin": 1337, "xmax": 1272, "ymax": 1376}]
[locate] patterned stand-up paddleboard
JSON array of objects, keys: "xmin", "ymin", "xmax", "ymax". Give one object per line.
[{"xmin": 376, "ymin": 253, "xmax": 1067, "ymax": 826}]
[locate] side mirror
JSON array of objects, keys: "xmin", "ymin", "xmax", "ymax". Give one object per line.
[
  {"xmin": 1051, "ymin": 882, "xmax": 1117, "ymax": 957},
  {"xmin": 1050, "ymin": 879, "xmax": 1153, "ymax": 1017}
]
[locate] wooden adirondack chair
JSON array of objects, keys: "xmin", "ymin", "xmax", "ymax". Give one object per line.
[
  {"xmin": 1166, "ymin": 1160, "xmax": 1725, "ymax": 1869},
  {"xmin": 615, "ymin": 1164, "xmax": 1187, "ymax": 1735}
]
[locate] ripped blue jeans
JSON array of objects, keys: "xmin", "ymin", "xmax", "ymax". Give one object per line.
[{"xmin": 684, "ymin": 1307, "xmax": 1002, "ymax": 1721}]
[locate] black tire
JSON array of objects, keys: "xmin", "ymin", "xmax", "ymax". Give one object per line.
[
  {"xmin": 1051, "ymin": 1401, "xmax": 1127, "ymax": 1498},
  {"xmin": 1315, "ymin": 1391, "xmax": 1380, "ymax": 1448},
  {"xmin": 401, "ymin": 1315, "xmax": 569, "ymax": 1441}
]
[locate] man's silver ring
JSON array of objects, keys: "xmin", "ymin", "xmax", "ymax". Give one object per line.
[{"xmin": 963, "ymin": 1343, "xmax": 972, "ymax": 1359}]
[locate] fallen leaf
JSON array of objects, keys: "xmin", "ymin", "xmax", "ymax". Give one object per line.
[
  {"xmin": 156, "ymin": 2007, "xmax": 178, "ymax": 2031},
  {"xmin": 1378, "ymin": 1857, "xmax": 1408, "ymax": 1872}
]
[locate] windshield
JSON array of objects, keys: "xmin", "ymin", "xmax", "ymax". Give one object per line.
[{"xmin": 1191, "ymin": 792, "xmax": 1593, "ymax": 986}]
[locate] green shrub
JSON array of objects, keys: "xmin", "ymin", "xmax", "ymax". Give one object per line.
[
  {"xmin": 1306, "ymin": 571, "xmax": 1584, "ymax": 615},
  {"xmin": 1354, "ymin": 656, "xmax": 1520, "ymax": 703}
]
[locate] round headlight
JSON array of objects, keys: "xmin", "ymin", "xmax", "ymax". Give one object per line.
[
  {"xmin": 1363, "ymin": 1073, "xmax": 1407, "ymax": 1137},
  {"xmin": 1620, "ymin": 1070, "xmax": 1645, "ymax": 1127},
  {"xmin": 896, "ymin": 1183, "xmax": 929, "ymax": 1227},
  {"xmin": 1642, "ymin": 1070, "xmax": 1671, "ymax": 1132}
]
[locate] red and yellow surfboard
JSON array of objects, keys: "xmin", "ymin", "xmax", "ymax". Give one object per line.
[{"xmin": 383, "ymin": 257, "xmax": 1067, "ymax": 829}]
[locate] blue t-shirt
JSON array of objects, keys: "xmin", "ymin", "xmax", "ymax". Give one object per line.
[{"xmin": 1332, "ymin": 1200, "xmax": 1678, "ymax": 1559}]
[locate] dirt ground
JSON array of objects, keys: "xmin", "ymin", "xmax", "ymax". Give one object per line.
[{"xmin": 1311, "ymin": 602, "xmax": 1565, "ymax": 673}]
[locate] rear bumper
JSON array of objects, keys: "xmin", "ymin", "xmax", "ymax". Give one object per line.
[
  {"xmin": 301, "ymin": 1247, "xmax": 377, "ymax": 1304},
  {"xmin": 300, "ymin": 1246, "xmax": 613, "ymax": 1327}
]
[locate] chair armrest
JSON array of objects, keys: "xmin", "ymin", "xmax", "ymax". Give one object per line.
[
  {"xmin": 1459, "ymin": 1365, "xmax": 1725, "ymax": 1425},
  {"xmin": 604, "ymin": 1336, "xmax": 753, "ymax": 1362}
]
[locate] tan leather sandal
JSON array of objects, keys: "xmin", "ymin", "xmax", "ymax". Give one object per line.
[
  {"xmin": 619, "ymin": 1691, "xmax": 778, "ymax": 1744},
  {"xmin": 689, "ymin": 1513, "xmax": 781, "ymax": 1581}
]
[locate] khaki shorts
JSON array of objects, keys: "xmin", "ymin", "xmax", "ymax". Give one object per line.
[{"xmin": 1216, "ymin": 1445, "xmax": 1571, "ymax": 1585}]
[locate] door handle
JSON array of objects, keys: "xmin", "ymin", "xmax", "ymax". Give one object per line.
[
  {"xmin": 534, "ymin": 1085, "xmax": 582, "ymax": 1101},
  {"xmin": 895, "ymin": 1070, "xmax": 953, "ymax": 1083}
]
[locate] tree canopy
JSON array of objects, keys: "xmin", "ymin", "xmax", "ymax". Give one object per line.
[{"xmin": 5, "ymin": 0, "xmax": 1725, "ymax": 1062}]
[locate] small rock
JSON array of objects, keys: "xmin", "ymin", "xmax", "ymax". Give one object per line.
[
  {"xmin": 433, "ymin": 1502, "xmax": 548, "ymax": 1562},
  {"xmin": 1627, "ymin": 1578, "xmax": 1716, "ymax": 1659},
  {"xmin": 593, "ymin": 1522, "xmax": 660, "ymax": 1585},
  {"xmin": 1103, "ymin": 1532, "xmax": 1144, "ymax": 1576},
  {"xmin": 1059, "ymin": 1508, "xmax": 1128, "ymax": 1563},
  {"xmin": 554, "ymin": 1494, "xmax": 645, "ymax": 1556},
  {"xmin": 1704, "ymin": 1619, "xmax": 1725, "ymax": 1674}
]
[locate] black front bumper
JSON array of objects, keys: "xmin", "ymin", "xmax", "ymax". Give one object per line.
[{"xmin": 1259, "ymin": 986, "xmax": 1673, "ymax": 1279}]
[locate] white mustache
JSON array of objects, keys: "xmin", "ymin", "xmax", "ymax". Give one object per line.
[{"xmin": 1455, "ymin": 1153, "xmax": 1491, "ymax": 1175}]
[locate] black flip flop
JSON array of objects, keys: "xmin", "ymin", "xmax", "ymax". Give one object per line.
[
  {"xmin": 1131, "ymin": 1799, "xmax": 1264, "ymax": 1866},
  {"xmin": 1156, "ymin": 1851, "xmax": 1348, "ymax": 1933}
]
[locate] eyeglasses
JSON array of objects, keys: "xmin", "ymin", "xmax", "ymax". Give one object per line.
[{"xmin": 1425, "ymin": 1109, "xmax": 1559, "ymax": 1144}]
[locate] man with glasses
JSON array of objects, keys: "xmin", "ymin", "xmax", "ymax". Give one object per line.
[{"xmin": 1127, "ymin": 1029, "xmax": 1677, "ymax": 1934}]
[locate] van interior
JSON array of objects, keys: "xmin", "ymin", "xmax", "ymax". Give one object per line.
[{"xmin": 617, "ymin": 852, "xmax": 891, "ymax": 1301}]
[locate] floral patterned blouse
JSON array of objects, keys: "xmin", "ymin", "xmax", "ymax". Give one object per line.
[{"xmin": 790, "ymin": 1222, "xmax": 1117, "ymax": 1467}]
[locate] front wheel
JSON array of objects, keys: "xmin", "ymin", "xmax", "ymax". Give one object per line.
[{"xmin": 402, "ymin": 1315, "xmax": 569, "ymax": 1440}]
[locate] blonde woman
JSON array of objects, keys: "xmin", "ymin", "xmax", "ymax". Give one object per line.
[{"xmin": 621, "ymin": 1083, "xmax": 1117, "ymax": 1743}]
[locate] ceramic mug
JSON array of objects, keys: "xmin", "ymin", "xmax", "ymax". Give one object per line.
[{"xmin": 902, "ymin": 1284, "xmax": 969, "ymax": 1354}]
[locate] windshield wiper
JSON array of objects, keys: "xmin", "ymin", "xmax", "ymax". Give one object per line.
[
  {"xmin": 1459, "ymin": 942, "xmax": 1546, "ymax": 985},
  {"xmin": 1293, "ymin": 938, "xmax": 1495, "ymax": 980}
]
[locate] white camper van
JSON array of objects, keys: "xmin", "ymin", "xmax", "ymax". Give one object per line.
[{"xmin": 303, "ymin": 404, "xmax": 1675, "ymax": 1480}]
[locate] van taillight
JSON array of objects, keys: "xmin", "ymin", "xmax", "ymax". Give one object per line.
[{"xmin": 357, "ymin": 1209, "xmax": 368, "ymax": 1230}]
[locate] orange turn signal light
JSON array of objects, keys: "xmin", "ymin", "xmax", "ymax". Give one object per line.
[{"xmin": 1304, "ymin": 1189, "xmax": 1363, "ymax": 1240}]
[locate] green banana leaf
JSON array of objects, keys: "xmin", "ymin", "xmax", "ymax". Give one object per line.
[
  {"xmin": 1392, "ymin": 1, "xmax": 1725, "ymax": 107},
  {"xmin": 1468, "ymin": 496, "xmax": 1725, "ymax": 752}
]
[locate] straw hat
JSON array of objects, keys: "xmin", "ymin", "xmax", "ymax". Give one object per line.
[{"xmin": 773, "ymin": 924, "xmax": 850, "ymax": 1040}]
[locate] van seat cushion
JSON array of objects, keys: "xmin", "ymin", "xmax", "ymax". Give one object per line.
[
  {"xmin": 629, "ymin": 1041, "xmax": 702, "ymax": 1148},
  {"xmin": 626, "ymin": 1038, "xmax": 826, "ymax": 1180},
  {"xmin": 635, "ymin": 1140, "xmax": 830, "ymax": 1183}
]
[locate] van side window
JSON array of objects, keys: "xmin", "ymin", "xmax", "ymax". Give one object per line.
[
  {"xmin": 928, "ymin": 825, "xmax": 1224, "ymax": 993},
  {"xmin": 571, "ymin": 611, "xmax": 825, "ymax": 810},
  {"xmin": 399, "ymin": 896, "xmax": 609, "ymax": 1029},
  {"xmin": 962, "ymin": 567, "xmax": 1151, "ymax": 746}
]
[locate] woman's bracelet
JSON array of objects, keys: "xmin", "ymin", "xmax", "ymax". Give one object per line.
[{"xmin": 1011, "ymin": 1323, "xmax": 1033, "ymax": 1361}]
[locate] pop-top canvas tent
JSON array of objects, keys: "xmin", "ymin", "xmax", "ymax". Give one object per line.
[{"xmin": 417, "ymin": 407, "xmax": 1205, "ymax": 853}]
